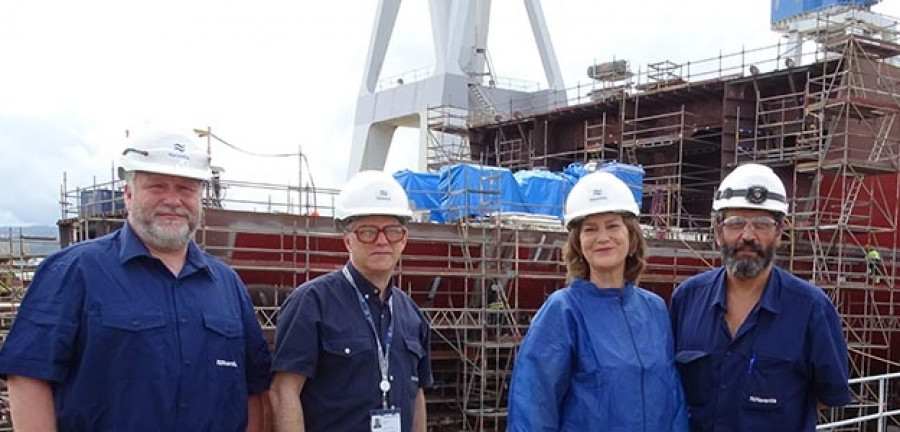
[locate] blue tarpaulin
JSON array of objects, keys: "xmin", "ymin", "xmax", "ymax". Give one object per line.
[
  {"xmin": 439, "ymin": 164, "xmax": 529, "ymax": 221},
  {"xmin": 514, "ymin": 169, "xmax": 571, "ymax": 219},
  {"xmin": 562, "ymin": 162, "xmax": 589, "ymax": 185},
  {"xmin": 597, "ymin": 161, "xmax": 645, "ymax": 210},
  {"xmin": 393, "ymin": 170, "xmax": 445, "ymax": 223},
  {"xmin": 391, "ymin": 161, "xmax": 644, "ymax": 224}
]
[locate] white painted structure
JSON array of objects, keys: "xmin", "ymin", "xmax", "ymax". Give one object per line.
[
  {"xmin": 347, "ymin": 0, "xmax": 566, "ymax": 177},
  {"xmin": 773, "ymin": 4, "xmax": 898, "ymax": 66}
]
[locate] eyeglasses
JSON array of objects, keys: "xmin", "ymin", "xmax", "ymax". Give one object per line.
[
  {"xmin": 349, "ymin": 225, "xmax": 407, "ymax": 244},
  {"xmin": 719, "ymin": 215, "xmax": 779, "ymax": 233}
]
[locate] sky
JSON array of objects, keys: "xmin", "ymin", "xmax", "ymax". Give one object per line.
[{"xmin": 3, "ymin": 0, "xmax": 900, "ymax": 226}]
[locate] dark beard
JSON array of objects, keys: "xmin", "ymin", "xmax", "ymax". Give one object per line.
[{"xmin": 722, "ymin": 239, "xmax": 775, "ymax": 279}]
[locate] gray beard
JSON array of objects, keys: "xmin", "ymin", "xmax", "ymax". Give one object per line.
[
  {"xmin": 722, "ymin": 241, "xmax": 775, "ymax": 279},
  {"xmin": 131, "ymin": 209, "xmax": 198, "ymax": 251}
]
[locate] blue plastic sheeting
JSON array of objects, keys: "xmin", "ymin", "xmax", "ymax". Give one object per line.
[
  {"xmin": 597, "ymin": 161, "xmax": 645, "ymax": 211},
  {"xmin": 79, "ymin": 189, "xmax": 125, "ymax": 217},
  {"xmin": 563, "ymin": 161, "xmax": 644, "ymax": 210},
  {"xmin": 393, "ymin": 161, "xmax": 644, "ymax": 224},
  {"xmin": 514, "ymin": 170, "xmax": 572, "ymax": 219},
  {"xmin": 820, "ymin": 0, "xmax": 878, "ymax": 6},
  {"xmin": 771, "ymin": 0, "xmax": 878, "ymax": 24},
  {"xmin": 562, "ymin": 162, "xmax": 589, "ymax": 185},
  {"xmin": 393, "ymin": 170, "xmax": 445, "ymax": 223},
  {"xmin": 439, "ymin": 164, "xmax": 530, "ymax": 221}
]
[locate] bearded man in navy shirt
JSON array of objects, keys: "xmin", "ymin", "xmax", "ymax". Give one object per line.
[{"xmin": 670, "ymin": 163, "xmax": 851, "ymax": 431}]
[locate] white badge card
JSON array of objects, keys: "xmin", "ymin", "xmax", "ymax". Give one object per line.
[{"xmin": 370, "ymin": 408, "xmax": 401, "ymax": 432}]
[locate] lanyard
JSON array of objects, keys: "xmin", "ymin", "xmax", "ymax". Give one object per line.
[{"xmin": 342, "ymin": 266, "xmax": 394, "ymax": 409}]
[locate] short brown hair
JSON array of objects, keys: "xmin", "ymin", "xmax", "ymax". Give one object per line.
[{"xmin": 562, "ymin": 215, "xmax": 646, "ymax": 285}]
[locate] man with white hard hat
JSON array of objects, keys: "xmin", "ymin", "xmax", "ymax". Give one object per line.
[
  {"xmin": 271, "ymin": 170, "xmax": 432, "ymax": 432},
  {"xmin": 0, "ymin": 127, "xmax": 273, "ymax": 431},
  {"xmin": 670, "ymin": 163, "xmax": 850, "ymax": 431}
]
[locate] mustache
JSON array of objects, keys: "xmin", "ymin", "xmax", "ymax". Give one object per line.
[
  {"xmin": 729, "ymin": 240, "xmax": 763, "ymax": 255},
  {"xmin": 151, "ymin": 205, "xmax": 191, "ymax": 218}
]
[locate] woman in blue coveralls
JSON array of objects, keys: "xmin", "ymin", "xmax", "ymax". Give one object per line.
[{"xmin": 508, "ymin": 171, "xmax": 688, "ymax": 431}]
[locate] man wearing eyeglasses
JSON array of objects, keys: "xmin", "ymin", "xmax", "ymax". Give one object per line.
[
  {"xmin": 270, "ymin": 170, "xmax": 432, "ymax": 432},
  {"xmin": 669, "ymin": 163, "xmax": 850, "ymax": 432}
]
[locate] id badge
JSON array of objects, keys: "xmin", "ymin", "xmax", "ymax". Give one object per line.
[{"xmin": 370, "ymin": 408, "xmax": 401, "ymax": 432}]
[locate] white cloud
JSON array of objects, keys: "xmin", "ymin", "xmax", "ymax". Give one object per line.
[{"xmin": 2, "ymin": 0, "xmax": 900, "ymax": 225}]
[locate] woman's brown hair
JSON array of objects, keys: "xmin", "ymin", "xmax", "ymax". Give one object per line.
[{"xmin": 562, "ymin": 214, "xmax": 647, "ymax": 285}]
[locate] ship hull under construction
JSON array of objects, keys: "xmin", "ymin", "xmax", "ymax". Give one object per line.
[{"xmin": 40, "ymin": 28, "xmax": 900, "ymax": 431}]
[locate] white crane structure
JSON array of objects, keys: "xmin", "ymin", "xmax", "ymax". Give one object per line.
[
  {"xmin": 347, "ymin": 0, "xmax": 566, "ymax": 177},
  {"xmin": 772, "ymin": 0, "xmax": 897, "ymax": 66}
]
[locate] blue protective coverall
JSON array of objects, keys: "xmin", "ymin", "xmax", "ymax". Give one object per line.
[{"xmin": 508, "ymin": 278, "xmax": 688, "ymax": 431}]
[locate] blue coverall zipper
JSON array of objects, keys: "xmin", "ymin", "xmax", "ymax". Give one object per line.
[{"xmin": 619, "ymin": 296, "xmax": 646, "ymax": 432}]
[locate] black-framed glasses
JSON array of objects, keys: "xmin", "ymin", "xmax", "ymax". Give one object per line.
[
  {"xmin": 349, "ymin": 225, "xmax": 407, "ymax": 244},
  {"xmin": 720, "ymin": 215, "xmax": 779, "ymax": 233}
]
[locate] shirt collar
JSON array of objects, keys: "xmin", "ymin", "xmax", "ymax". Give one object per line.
[
  {"xmin": 346, "ymin": 261, "xmax": 393, "ymax": 301},
  {"xmin": 118, "ymin": 221, "xmax": 212, "ymax": 278},
  {"xmin": 570, "ymin": 277, "xmax": 635, "ymax": 301},
  {"xmin": 711, "ymin": 266, "xmax": 781, "ymax": 314}
]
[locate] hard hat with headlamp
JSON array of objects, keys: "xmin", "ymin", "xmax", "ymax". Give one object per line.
[
  {"xmin": 713, "ymin": 163, "xmax": 788, "ymax": 214},
  {"xmin": 564, "ymin": 171, "xmax": 640, "ymax": 229},
  {"xmin": 335, "ymin": 170, "xmax": 413, "ymax": 222},
  {"xmin": 118, "ymin": 129, "xmax": 212, "ymax": 181}
]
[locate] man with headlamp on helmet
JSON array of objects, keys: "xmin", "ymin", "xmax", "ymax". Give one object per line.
[
  {"xmin": 0, "ymin": 128, "xmax": 273, "ymax": 431},
  {"xmin": 270, "ymin": 170, "xmax": 432, "ymax": 432},
  {"xmin": 670, "ymin": 163, "xmax": 850, "ymax": 431}
]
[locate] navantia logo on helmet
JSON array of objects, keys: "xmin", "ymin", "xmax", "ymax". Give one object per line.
[
  {"xmin": 589, "ymin": 188, "xmax": 607, "ymax": 202},
  {"xmin": 166, "ymin": 152, "xmax": 191, "ymax": 161},
  {"xmin": 167, "ymin": 142, "xmax": 191, "ymax": 161},
  {"xmin": 376, "ymin": 189, "xmax": 391, "ymax": 201}
]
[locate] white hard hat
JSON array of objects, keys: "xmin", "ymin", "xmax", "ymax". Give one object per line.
[
  {"xmin": 118, "ymin": 129, "xmax": 211, "ymax": 181},
  {"xmin": 564, "ymin": 171, "xmax": 639, "ymax": 229},
  {"xmin": 713, "ymin": 163, "xmax": 788, "ymax": 214},
  {"xmin": 335, "ymin": 170, "xmax": 413, "ymax": 221}
]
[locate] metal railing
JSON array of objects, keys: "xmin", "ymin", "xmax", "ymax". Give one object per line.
[{"xmin": 818, "ymin": 372, "xmax": 900, "ymax": 431}]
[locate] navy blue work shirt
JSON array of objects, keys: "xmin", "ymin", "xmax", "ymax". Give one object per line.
[
  {"xmin": 0, "ymin": 222, "xmax": 273, "ymax": 431},
  {"xmin": 272, "ymin": 262, "xmax": 433, "ymax": 432},
  {"xmin": 670, "ymin": 266, "xmax": 851, "ymax": 432}
]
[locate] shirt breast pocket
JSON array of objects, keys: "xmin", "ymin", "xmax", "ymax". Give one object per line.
[
  {"xmin": 202, "ymin": 313, "xmax": 245, "ymax": 377},
  {"xmin": 100, "ymin": 309, "xmax": 167, "ymax": 379},
  {"xmin": 323, "ymin": 337, "xmax": 374, "ymax": 362},
  {"xmin": 675, "ymin": 349, "xmax": 713, "ymax": 406},
  {"xmin": 743, "ymin": 355, "xmax": 791, "ymax": 412},
  {"xmin": 320, "ymin": 337, "xmax": 374, "ymax": 397}
]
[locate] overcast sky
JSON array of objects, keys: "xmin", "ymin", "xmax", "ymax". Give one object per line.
[{"xmin": 3, "ymin": 0, "xmax": 900, "ymax": 226}]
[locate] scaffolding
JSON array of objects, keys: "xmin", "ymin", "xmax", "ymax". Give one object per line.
[
  {"xmin": 427, "ymin": 105, "xmax": 473, "ymax": 172},
  {"xmin": 621, "ymin": 103, "xmax": 721, "ymax": 231},
  {"xmin": 461, "ymin": 10, "xmax": 900, "ymax": 429},
  {"xmin": 720, "ymin": 15, "xmax": 900, "ymax": 425},
  {"xmin": 0, "ymin": 227, "xmax": 58, "ymax": 431},
  {"xmin": 795, "ymin": 30, "xmax": 900, "ymax": 380},
  {"xmin": 0, "ymin": 227, "xmax": 58, "ymax": 337},
  {"xmin": 51, "ymin": 166, "xmax": 569, "ymax": 431},
  {"xmin": 28, "ymin": 10, "xmax": 900, "ymax": 430}
]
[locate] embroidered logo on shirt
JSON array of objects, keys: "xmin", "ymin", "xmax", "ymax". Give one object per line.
[
  {"xmin": 411, "ymin": 376, "xmax": 419, "ymax": 383},
  {"xmin": 216, "ymin": 359, "xmax": 238, "ymax": 368},
  {"xmin": 748, "ymin": 395, "xmax": 777, "ymax": 404}
]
